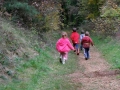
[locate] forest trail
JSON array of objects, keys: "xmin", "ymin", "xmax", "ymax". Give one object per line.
[{"xmin": 68, "ymin": 46, "xmax": 120, "ymax": 90}]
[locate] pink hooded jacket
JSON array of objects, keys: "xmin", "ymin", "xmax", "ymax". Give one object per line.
[{"xmin": 56, "ymin": 38, "xmax": 74, "ymax": 52}]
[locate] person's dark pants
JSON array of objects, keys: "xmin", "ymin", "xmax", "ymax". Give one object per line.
[
  {"xmin": 83, "ymin": 48, "xmax": 90, "ymax": 60},
  {"xmin": 80, "ymin": 44, "xmax": 83, "ymax": 50}
]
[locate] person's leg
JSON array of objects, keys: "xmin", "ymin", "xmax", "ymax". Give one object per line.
[
  {"xmin": 80, "ymin": 44, "xmax": 83, "ymax": 50},
  {"xmin": 60, "ymin": 53, "xmax": 62, "ymax": 58},
  {"xmin": 86, "ymin": 48, "xmax": 90, "ymax": 59},
  {"xmin": 64, "ymin": 52, "xmax": 68, "ymax": 60},
  {"xmin": 75, "ymin": 43, "xmax": 80, "ymax": 55},
  {"xmin": 73, "ymin": 43, "xmax": 76, "ymax": 52},
  {"xmin": 59, "ymin": 52, "xmax": 62, "ymax": 63},
  {"xmin": 77, "ymin": 49, "xmax": 80, "ymax": 55},
  {"xmin": 61, "ymin": 52, "xmax": 67, "ymax": 64},
  {"xmin": 85, "ymin": 48, "xmax": 89, "ymax": 60},
  {"xmin": 84, "ymin": 48, "xmax": 88, "ymax": 60},
  {"xmin": 83, "ymin": 48, "xmax": 85, "ymax": 55}
]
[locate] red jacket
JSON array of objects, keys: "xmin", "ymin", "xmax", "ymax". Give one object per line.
[
  {"xmin": 81, "ymin": 36, "xmax": 93, "ymax": 48},
  {"xmin": 70, "ymin": 32, "xmax": 80, "ymax": 43}
]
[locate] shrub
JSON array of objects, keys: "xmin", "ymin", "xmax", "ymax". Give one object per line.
[{"xmin": 3, "ymin": 0, "xmax": 41, "ymax": 28}]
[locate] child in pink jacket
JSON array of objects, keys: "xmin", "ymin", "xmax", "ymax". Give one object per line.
[{"xmin": 56, "ymin": 31, "xmax": 75, "ymax": 64}]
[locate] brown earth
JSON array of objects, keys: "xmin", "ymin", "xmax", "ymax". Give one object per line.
[{"xmin": 68, "ymin": 46, "xmax": 120, "ymax": 90}]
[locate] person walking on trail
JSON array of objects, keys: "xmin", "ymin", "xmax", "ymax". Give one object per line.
[
  {"xmin": 56, "ymin": 31, "xmax": 75, "ymax": 64},
  {"xmin": 81, "ymin": 31, "xmax": 94, "ymax": 60},
  {"xmin": 70, "ymin": 27, "xmax": 80, "ymax": 55},
  {"xmin": 80, "ymin": 30, "xmax": 85, "ymax": 51}
]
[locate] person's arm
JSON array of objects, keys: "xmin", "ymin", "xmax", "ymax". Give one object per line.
[
  {"xmin": 89, "ymin": 38, "xmax": 94, "ymax": 46},
  {"xmin": 67, "ymin": 39, "xmax": 75, "ymax": 50}
]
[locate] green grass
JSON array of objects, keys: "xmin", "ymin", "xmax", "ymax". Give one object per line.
[
  {"xmin": 92, "ymin": 35, "xmax": 120, "ymax": 69},
  {"xmin": 0, "ymin": 47, "xmax": 80, "ymax": 90}
]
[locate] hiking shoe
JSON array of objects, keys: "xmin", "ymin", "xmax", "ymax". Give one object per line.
[
  {"xmin": 77, "ymin": 53, "xmax": 79, "ymax": 55},
  {"xmin": 74, "ymin": 50, "xmax": 76, "ymax": 52},
  {"xmin": 85, "ymin": 58, "xmax": 88, "ymax": 60},
  {"xmin": 59, "ymin": 58, "xmax": 62, "ymax": 63}
]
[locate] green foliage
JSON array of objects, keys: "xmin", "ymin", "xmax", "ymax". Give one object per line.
[
  {"xmin": 64, "ymin": 0, "xmax": 77, "ymax": 6},
  {"xmin": 100, "ymin": 0, "xmax": 120, "ymax": 19},
  {"xmin": 113, "ymin": 0, "xmax": 120, "ymax": 5},
  {"xmin": 101, "ymin": 8, "xmax": 120, "ymax": 18},
  {"xmin": 77, "ymin": 0, "xmax": 105, "ymax": 20},
  {"xmin": 61, "ymin": 0, "xmax": 79, "ymax": 26},
  {"xmin": 8, "ymin": 2, "xmax": 38, "ymax": 16},
  {"xmin": 90, "ymin": 0, "xmax": 120, "ymax": 37},
  {"xmin": 4, "ymin": 0, "xmax": 38, "ymax": 16},
  {"xmin": 38, "ymin": 0, "xmax": 63, "ymax": 31},
  {"xmin": 91, "ymin": 17, "xmax": 119, "ymax": 37},
  {"xmin": 3, "ymin": 0, "xmax": 46, "ymax": 31},
  {"xmin": 87, "ymin": 0, "xmax": 103, "ymax": 18},
  {"xmin": 2, "ymin": 0, "xmax": 63, "ymax": 31}
]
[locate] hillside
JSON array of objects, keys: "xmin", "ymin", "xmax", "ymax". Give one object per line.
[{"xmin": 0, "ymin": 17, "xmax": 39, "ymax": 82}]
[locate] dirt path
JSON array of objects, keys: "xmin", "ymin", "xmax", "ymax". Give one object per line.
[{"xmin": 68, "ymin": 47, "xmax": 120, "ymax": 90}]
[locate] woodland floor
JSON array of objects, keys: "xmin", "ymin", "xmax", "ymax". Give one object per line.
[{"xmin": 68, "ymin": 46, "xmax": 120, "ymax": 90}]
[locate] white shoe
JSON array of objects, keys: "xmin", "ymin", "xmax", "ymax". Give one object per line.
[{"xmin": 62, "ymin": 59, "xmax": 65, "ymax": 64}]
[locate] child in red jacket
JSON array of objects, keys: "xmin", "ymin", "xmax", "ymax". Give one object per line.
[
  {"xmin": 70, "ymin": 28, "xmax": 80, "ymax": 55},
  {"xmin": 81, "ymin": 31, "xmax": 94, "ymax": 60}
]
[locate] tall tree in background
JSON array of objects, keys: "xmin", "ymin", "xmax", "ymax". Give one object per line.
[
  {"xmin": 61, "ymin": 0, "xmax": 79, "ymax": 27},
  {"xmin": 60, "ymin": 0, "xmax": 104, "ymax": 26},
  {"xmin": 77, "ymin": 0, "xmax": 104, "ymax": 23}
]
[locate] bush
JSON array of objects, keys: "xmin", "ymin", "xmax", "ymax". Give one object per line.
[
  {"xmin": 91, "ymin": 17, "xmax": 119, "ymax": 37},
  {"xmin": 3, "ymin": 0, "xmax": 42, "ymax": 28}
]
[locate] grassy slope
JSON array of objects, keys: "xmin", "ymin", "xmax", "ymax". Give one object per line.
[
  {"xmin": 92, "ymin": 36, "xmax": 120, "ymax": 69},
  {"xmin": 0, "ymin": 18, "xmax": 81, "ymax": 90}
]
